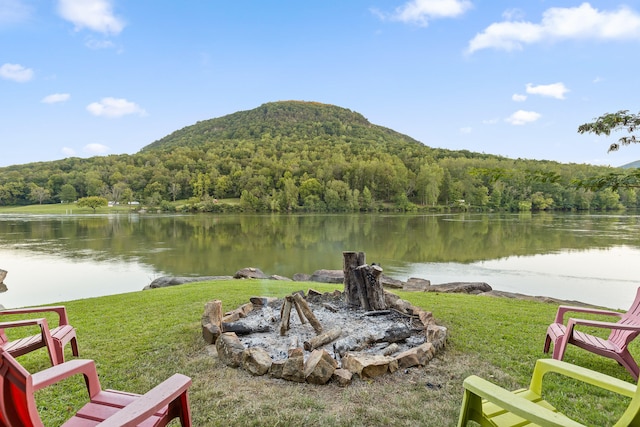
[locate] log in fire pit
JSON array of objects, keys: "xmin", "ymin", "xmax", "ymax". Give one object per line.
[{"xmin": 201, "ymin": 252, "xmax": 447, "ymax": 386}]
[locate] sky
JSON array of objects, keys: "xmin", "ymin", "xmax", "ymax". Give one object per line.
[{"xmin": 2, "ymin": 0, "xmax": 640, "ymax": 168}]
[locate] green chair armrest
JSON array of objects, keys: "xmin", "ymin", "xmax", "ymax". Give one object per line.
[
  {"xmin": 463, "ymin": 375, "xmax": 585, "ymax": 427},
  {"xmin": 530, "ymin": 359, "xmax": 636, "ymax": 398}
]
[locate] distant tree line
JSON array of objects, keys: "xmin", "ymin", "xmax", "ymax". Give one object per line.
[
  {"xmin": 0, "ymin": 143, "xmax": 630, "ymax": 213},
  {"xmin": 0, "ymin": 101, "xmax": 635, "ymax": 212}
]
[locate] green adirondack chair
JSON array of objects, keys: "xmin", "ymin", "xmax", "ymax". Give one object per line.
[{"xmin": 457, "ymin": 358, "xmax": 640, "ymax": 427}]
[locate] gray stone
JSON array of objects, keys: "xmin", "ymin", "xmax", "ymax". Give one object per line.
[
  {"xmin": 427, "ymin": 282, "xmax": 492, "ymax": 294},
  {"xmin": 242, "ymin": 347, "xmax": 273, "ymax": 376},
  {"xmin": 249, "ymin": 296, "xmax": 278, "ymax": 307},
  {"xmin": 304, "ymin": 349, "xmax": 337, "ymax": 385},
  {"xmin": 341, "ymin": 353, "xmax": 398, "ymax": 378},
  {"xmin": 292, "ymin": 273, "xmax": 311, "ymax": 281},
  {"xmin": 426, "ymin": 325, "xmax": 448, "ymax": 350},
  {"xmin": 269, "ymin": 360, "xmax": 285, "ymax": 378},
  {"xmin": 403, "ymin": 277, "xmax": 431, "ymax": 291},
  {"xmin": 145, "ymin": 275, "xmax": 232, "ymax": 289},
  {"xmin": 216, "ymin": 332, "xmax": 245, "ymax": 368},
  {"xmin": 309, "ymin": 269, "xmax": 344, "ymax": 284},
  {"xmin": 394, "ymin": 342, "xmax": 434, "ymax": 369},
  {"xmin": 269, "ymin": 274, "xmax": 292, "ymax": 281},
  {"xmin": 332, "ymin": 368, "xmax": 353, "ymax": 387},
  {"xmin": 202, "ymin": 322, "xmax": 221, "ymax": 344},
  {"xmin": 380, "ymin": 274, "xmax": 404, "ymax": 289},
  {"xmin": 282, "ymin": 356, "xmax": 305, "ymax": 382},
  {"xmin": 234, "ymin": 267, "xmax": 269, "ymax": 279}
]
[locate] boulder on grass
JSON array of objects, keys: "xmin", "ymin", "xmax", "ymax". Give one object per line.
[{"xmin": 234, "ymin": 267, "xmax": 269, "ymax": 279}]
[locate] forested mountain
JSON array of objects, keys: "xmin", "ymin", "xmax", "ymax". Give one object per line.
[
  {"xmin": 620, "ymin": 160, "xmax": 640, "ymax": 169},
  {"xmin": 0, "ymin": 101, "xmax": 633, "ymax": 212}
]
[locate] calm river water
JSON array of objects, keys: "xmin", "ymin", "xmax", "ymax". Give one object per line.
[{"xmin": 0, "ymin": 212, "xmax": 639, "ymax": 310}]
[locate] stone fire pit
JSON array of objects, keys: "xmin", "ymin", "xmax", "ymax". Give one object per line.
[{"xmin": 201, "ymin": 252, "xmax": 448, "ymax": 386}]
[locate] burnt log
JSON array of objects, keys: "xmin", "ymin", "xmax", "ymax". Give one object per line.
[
  {"xmin": 280, "ymin": 297, "xmax": 293, "ymax": 335},
  {"xmin": 291, "ymin": 297, "xmax": 308, "ymax": 325},
  {"xmin": 292, "ymin": 293, "xmax": 322, "ymax": 334},
  {"xmin": 343, "ymin": 251, "xmax": 387, "ymax": 311},
  {"xmin": 222, "ymin": 322, "xmax": 271, "ymax": 335},
  {"xmin": 376, "ymin": 324, "xmax": 412, "ymax": 343},
  {"xmin": 303, "ymin": 327, "xmax": 342, "ymax": 351}
]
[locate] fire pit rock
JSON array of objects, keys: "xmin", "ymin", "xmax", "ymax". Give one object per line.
[{"xmin": 202, "ymin": 289, "xmax": 447, "ymax": 386}]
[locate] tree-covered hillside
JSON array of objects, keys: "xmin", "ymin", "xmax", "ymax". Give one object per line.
[{"xmin": 0, "ymin": 101, "xmax": 632, "ymax": 212}]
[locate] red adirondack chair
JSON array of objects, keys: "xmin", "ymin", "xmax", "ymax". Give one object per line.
[
  {"xmin": 0, "ymin": 305, "xmax": 78, "ymax": 365},
  {"xmin": 544, "ymin": 287, "xmax": 640, "ymax": 380},
  {"xmin": 0, "ymin": 347, "xmax": 192, "ymax": 426}
]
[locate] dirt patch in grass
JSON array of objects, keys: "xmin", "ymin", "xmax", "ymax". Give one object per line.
[{"xmin": 183, "ymin": 343, "xmax": 513, "ymax": 426}]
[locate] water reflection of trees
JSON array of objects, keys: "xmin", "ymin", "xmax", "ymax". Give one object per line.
[{"xmin": 0, "ymin": 213, "xmax": 638, "ymax": 277}]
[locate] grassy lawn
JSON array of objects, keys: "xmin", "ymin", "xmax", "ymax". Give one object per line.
[
  {"xmin": 0, "ymin": 203, "xmax": 135, "ymax": 214},
  {"xmin": 0, "ymin": 199, "xmax": 242, "ymax": 215},
  {"xmin": 3, "ymin": 280, "xmax": 637, "ymax": 426}
]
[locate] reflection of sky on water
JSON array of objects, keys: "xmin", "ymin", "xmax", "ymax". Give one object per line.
[
  {"xmin": 2, "ymin": 244, "xmax": 639, "ymax": 311},
  {"xmin": 0, "ymin": 249, "xmax": 164, "ymax": 308},
  {"xmin": 387, "ymin": 246, "xmax": 640, "ymax": 310}
]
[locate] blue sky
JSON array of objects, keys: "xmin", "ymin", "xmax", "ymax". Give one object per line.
[{"xmin": 2, "ymin": 1, "xmax": 640, "ymax": 168}]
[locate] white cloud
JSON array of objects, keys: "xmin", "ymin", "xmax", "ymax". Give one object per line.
[
  {"xmin": 0, "ymin": 0, "xmax": 32, "ymax": 26},
  {"xmin": 85, "ymin": 38, "xmax": 116, "ymax": 50},
  {"xmin": 57, "ymin": 0, "xmax": 125, "ymax": 35},
  {"xmin": 61, "ymin": 147, "xmax": 76, "ymax": 156},
  {"xmin": 83, "ymin": 143, "xmax": 109, "ymax": 155},
  {"xmin": 459, "ymin": 126, "xmax": 472, "ymax": 134},
  {"xmin": 467, "ymin": 3, "xmax": 640, "ymax": 53},
  {"xmin": 505, "ymin": 110, "xmax": 541, "ymax": 125},
  {"xmin": 525, "ymin": 82, "xmax": 569, "ymax": 99},
  {"xmin": 593, "ymin": 76, "xmax": 604, "ymax": 83},
  {"xmin": 42, "ymin": 93, "xmax": 70, "ymax": 104},
  {"xmin": 512, "ymin": 93, "xmax": 527, "ymax": 102},
  {"xmin": 482, "ymin": 118, "xmax": 500, "ymax": 125},
  {"xmin": 377, "ymin": 0, "xmax": 472, "ymax": 26},
  {"xmin": 86, "ymin": 97, "xmax": 146, "ymax": 118},
  {"xmin": 0, "ymin": 63, "xmax": 33, "ymax": 82}
]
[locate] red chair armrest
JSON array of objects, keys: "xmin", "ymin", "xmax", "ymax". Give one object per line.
[
  {"xmin": 567, "ymin": 318, "xmax": 640, "ymax": 332},
  {"xmin": 95, "ymin": 374, "xmax": 192, "ymax": 426},
  {"xmin": 31, "ymin": 359, "xmax": 102, "ymax": 396},
  {"xmin": 554, "ymin": 305, "xmax": 622, "ymax": 323},
  {"xmin": 0, "ymin": 306, "xmax": 70, "ymax": 326},
  {"xmin": 0, "ymin": 318, "xmax": 50, "ymax": 330}
]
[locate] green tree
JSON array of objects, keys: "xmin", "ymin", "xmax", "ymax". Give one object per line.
[
  {"xmin": 111, "ymin": 182, "xmax": 130, "ymax": 204},
  {"xmin": 29, "ymin": 184, "xmax": 50, "ymax": 204},
  {"xmin": 279, "ymin": 173, "xmax": 299, "ymax": 210},
  {"xmin": 168, "ymin": 182, "xmax": 181, "ymax": 202},
  {"xmin": 77, "ymin": 196, "xmax": 108, "ymax": 212},
  {"xmin": 415, "ymin": 163, "xmax": 444, "ymax": 206},
  {"xmin": 360, "ymin": 186, "xmax": 373, "ymax": 211},
  {"xmin": 58, "ymin": 184, "xmax": 77, "ymax": 203},
  {"xmin": 192, "ymin": 173, "xmax": 211, "ymax": 200},
  {"xmin": 299, "ymin": 178, "xmax": 323, "ymax": 200},
  {"xmin": 578, "ymin": 110, "xmax": 640, "ymax": 152},
  {"xmin": 577, "ymin": 111, "xmax": 640, "ymax": 192}
]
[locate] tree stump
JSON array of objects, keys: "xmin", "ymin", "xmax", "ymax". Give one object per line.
[{"xmin": 343, "ymin": 251, "xmax": 386, "ymax": 311}]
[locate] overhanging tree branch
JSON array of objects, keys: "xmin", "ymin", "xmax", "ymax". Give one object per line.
[{"xmin": 578, "ymin": 110, "xmax": 640, "ymax": 153}]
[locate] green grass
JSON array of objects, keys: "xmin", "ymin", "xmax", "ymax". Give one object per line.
[
  {"xmin": 0, "ymin": 203, "xmax": 135, "ymax": 214},
  {"xmin": 3, "ymin": 281, "xmax": 638, "ymax": 426},
  {"xmin": 0, "ymin": 199, "xmax": 242, "ymax": 215}
]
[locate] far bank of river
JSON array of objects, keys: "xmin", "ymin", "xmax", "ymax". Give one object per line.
[{"xmin": 0, "ymin": 212, "xmax": 639, "ymax": 310}]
